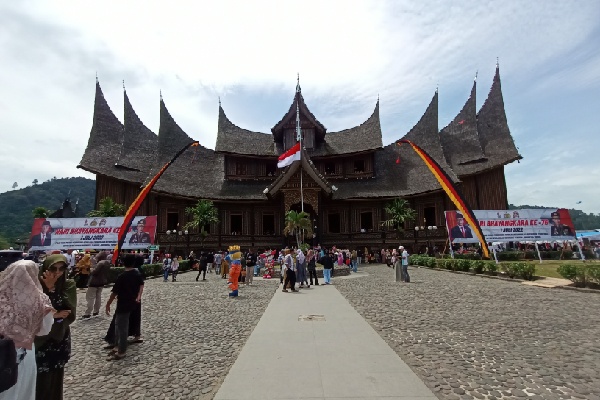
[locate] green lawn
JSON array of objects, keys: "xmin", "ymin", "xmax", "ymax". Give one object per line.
[{"xmin": 522, "ymin": 259, "xmax": 596, "ymax": 279}]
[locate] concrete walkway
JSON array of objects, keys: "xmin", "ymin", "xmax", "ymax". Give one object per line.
[{"xmin": 214, "ymin": 282, "xmax": 437, "ymax": 400}]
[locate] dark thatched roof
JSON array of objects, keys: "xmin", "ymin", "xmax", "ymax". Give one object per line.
[
  {"xmin": 439, "ymin": 80, "xmax": 487, "ymax": 176},
  {"xmin": 81, "ymin": 68, "xmax": 521, "ymax": 202},
  {"xmin": 78, "ymin": 81, "xmax": 147, "ymax": 183},
  {"xmin": 215, "ymin": 100, "xmax": 383, "ymax": 158},
  {"xmin": 475, "ymin": 65, "xmax": 522, "ymax": 169},
  {"xmin": 266, "ymin": 150, "xmax": 334, "ymax": 196},
  {"xmin": 215, "ymin": 105, "xmax": 277, "ymax": 156},
  {"xmin": 308, "ymin": 101, "xmax": 383, "ymax": 157},
  {"xmin": 116, "ymin": 90, "xmax": 158, "ymax": 173},
  {"xmin": 271, "ymin": 90, "xmax": 326, "ymax": 142},
  {"xmin": 331, "ymin": 94, "xmax": 460, "ymax": 200},
  {"xmin": 401, "ymin": 91, "xmax": 458, "ymax": 182},
  {"xmin": 331, "ymin": 142, "xmax": 453, "ymax": 200}
]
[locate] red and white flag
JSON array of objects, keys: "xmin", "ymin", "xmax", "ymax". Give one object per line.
[{"xmin": 277, "ymin": 142, "xmax": 301, "ymax": 168}]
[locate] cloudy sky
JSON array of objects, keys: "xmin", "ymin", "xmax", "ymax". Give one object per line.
[{"xmin": 1, "ymin": 0, "xmax": 599, "ymax": 214}]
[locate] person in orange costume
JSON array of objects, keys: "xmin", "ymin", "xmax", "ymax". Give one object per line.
[{"xmin": 226, "ymin": 246, "xmax": 242, "ymax": 297}]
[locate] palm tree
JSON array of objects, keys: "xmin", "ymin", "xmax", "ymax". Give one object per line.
[
  {"xmin": 87, "ymin": 197, "xmax": 126, "ymax": 217},
  {"xmin": 184, "ymin": 200, "xmax": 219, "ymax": 247},
  {"xmin": 283, "ymin": 210, "xmax": 313, "ymax": 248},
  {"xmin": 32, "ymin": 206, "xmax": 52, "ymax": 218},
  {"xmin": 381, "ymin": 198, "xmax": 417, "ymax": 239}
]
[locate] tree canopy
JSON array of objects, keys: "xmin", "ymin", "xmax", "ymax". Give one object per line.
[
  {"xmin": 381, "ymin": 198, "xmax": 417, "ymax": 234},
  {"xmin": 87, "ymin": 197, "xmax": 126, "ymax": 217},
  {"xmin": 283, "ymin": 210, "xmax": 313, "ymax": 248},
  {"xmin": 184, "ymin": 200, "xmax": 219, "ymax": 234}
]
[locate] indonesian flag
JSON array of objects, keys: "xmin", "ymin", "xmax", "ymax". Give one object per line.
[{"xmin": 278, "ymin": 142, "xmax": 301, "ymax": 168}]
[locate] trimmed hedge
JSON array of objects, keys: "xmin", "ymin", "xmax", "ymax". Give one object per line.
[
  {"xmin": 499, "ymin": 262, "xmax": 535, "ymax": 280},
  {"xmin": 410, "ymin": 256, "xmax": 535, "ymax": 280},
  {"xmin": 107, "ymin": 260, "xmax": 192, "ymax": 284},
  {"xmin": 557, "ymin": 264, "xmax": 600, "ymax": 288}
]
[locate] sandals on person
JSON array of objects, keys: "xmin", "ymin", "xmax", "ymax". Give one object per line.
[
  {"xmin": 129, "ymin": 338, "xmax": 144, "ymax": 344},
  {"xmin": 107, "ymin": 353, "xmax": 126, "ymax": 361}
]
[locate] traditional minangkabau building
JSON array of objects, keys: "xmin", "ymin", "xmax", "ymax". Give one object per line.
[{"xmin": 78, "ymin": 65, "xmax": 521, "ymax": 254}]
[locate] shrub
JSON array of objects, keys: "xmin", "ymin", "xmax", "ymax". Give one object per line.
[
  {"xmin": 561, "ymin": 250, "xmax": 574, "ymax": 260},
  {"xmin": 483, "ymin": 261, "xmax": 497, "ymax": 274},
  {"xmin": 520, "ymin": 263, "xmax": 536, "ymax": 280},
  {"xmin": 456, "ymin": 259, "xmax": 471, "ymax": 272},
  {"xmin": 497, "ymin": 252, "xmax": 522, "ymax": 261},
  {"xmin": 557, "ymin": 264, "xmax": 588, "ymax": 287},
  {"xmin": 557, "ymin": 264, "xmax": 577, "ymax": 282},
  {"xmin": 582, "ymin": 250, "xmax": 595, "ymax": 260},
  {"xmin": 440, "ymin": 259, "xmax": 455, "ymax": 270},
  {"xmin": 472, "ymin": 259, "xmax": 484, "ymax": 274},
  {"xmin": 424, "ymin": 257, "xmax": 436, "ymax": 268},
  {"xmin": 454, "ymin": 253, "xmax": 481, "ymax": 260},
  {"xmin": 586, "ymin": 265, "xmax": 600, "ymax": 285},
  {"xmin": 179, "ymin": 260, "xmax": 190, "ymax": 272},
  {"xmin": 409, "ymin": 255, "xmax": 420, "ymax": 265}
]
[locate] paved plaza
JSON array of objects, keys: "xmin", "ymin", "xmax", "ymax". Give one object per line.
[{"xmin": 63, "ymin": 265, "xmax": 600, "ymax": 400}]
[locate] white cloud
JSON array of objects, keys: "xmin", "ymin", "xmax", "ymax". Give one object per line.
[{"xmin": 1, "ymin": 0, "xmax": 599, "ymax": 214}]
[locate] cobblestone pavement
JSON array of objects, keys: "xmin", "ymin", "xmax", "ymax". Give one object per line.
[
  {"xmin": 336, "ymin": 264, "xmax": 600, "ymax": 400},
  {"xmin": 64, "ymin": 270, "xmax": 277, "ymax": 400}
]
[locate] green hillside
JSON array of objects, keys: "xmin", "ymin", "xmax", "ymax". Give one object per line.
[{"xmin": 0, "ymin": 177, "xmax": 95, "ymax": 247}]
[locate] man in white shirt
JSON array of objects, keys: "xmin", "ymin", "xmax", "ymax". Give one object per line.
[
  {"xmin": 400, "ymin": 246, "xmax": 410, "ymax": 283},
  {"xmin": 282, "ymin": 249, "xmax": 296, "ymax": 292}
]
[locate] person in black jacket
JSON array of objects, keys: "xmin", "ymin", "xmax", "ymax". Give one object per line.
[
  {"xmin": 307, "ymin": 249, "xmax": 319, "ymax": 285},
  {"xmin": 319, "ymin": 250, "xmax": 334, "ymax": 285},
  {"xmin": 196, "ymin": 252, "xmax": 208, "ymax": 281}
]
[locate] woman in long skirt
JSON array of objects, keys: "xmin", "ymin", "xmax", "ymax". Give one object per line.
[{"xmin": 35, "ymin": 254, "xmax": 77, "ymax": 400}]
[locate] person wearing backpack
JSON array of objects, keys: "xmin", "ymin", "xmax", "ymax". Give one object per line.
[{"xmin": 0, "ymin": 261, "xmax": 55, "ymax": 400}]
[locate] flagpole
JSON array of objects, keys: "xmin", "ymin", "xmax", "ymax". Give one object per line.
[{"xmin": 296, "ymin": 87, "xmax": 304, "ymax": 214}]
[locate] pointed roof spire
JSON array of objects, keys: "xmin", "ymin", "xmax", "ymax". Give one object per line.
[
  {"xmin": 218, "ymin": 96, "xmax": 221, "ymax": 107},
  {"xmin": 476, "ymin": 63, "xmax": 521, "ymax": 169},
  {"xmin": 122, "ymin": 79, "xmax": 126, "ymax": 90},
  {"xmin": 95, "ymin": 72, "xmax": 98, "ymax": 83},
  {"xmin": 117, "ymin": 88, "xmax": 158, "ymax": 173},
  {"xmin": 474, "ymin": 70, "xmax": 478, "ymax": 82},
  {"xmin": 160, "ymin": 89, "xmax": 163, "ymax": 101},
  {"xmin": 78, "ymin": 78, "xmax": 124, "ymax": 175},
  {"xmin": 401, "ymin": 91, "xmax": 455, "ymax": 180},
  {"xmin": 296, "ymin": 73, "xmax": 301, "ymax": 93},
  {"xmin": 439, "ymin": 79, "xmax": 486, "ymax": 174}
]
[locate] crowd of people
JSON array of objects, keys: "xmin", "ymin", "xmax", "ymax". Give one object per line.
[
  {"xmin": 0, "ymin": 250, "xmax": 146, "ymax": 399},
  {"xmin": 0, "ymin": 243, "xmax": 415, "ymax": 398}
]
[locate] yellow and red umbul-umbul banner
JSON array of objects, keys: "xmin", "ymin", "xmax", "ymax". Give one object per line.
[
  {"xmin": 397, "ymin": 139, "xmax": 490, "ymax": 258},
  {"xmin": 111, "ymin": 141, "xmax": 199, "ymax": 264}
]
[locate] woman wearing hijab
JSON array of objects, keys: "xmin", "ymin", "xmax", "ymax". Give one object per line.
[
  {"xmin": 35, "ymin": 254, "xmax": 77, "ymax": 400},
  {"xmin": 0, "ymin": 261, "xmax": 54, "ymax": 400}
]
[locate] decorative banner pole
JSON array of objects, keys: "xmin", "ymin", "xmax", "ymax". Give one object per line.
[
  {"xmin": 111, "ymin": 141, "xmax": 199, "ymax": 265},
  {"xmin": 397, "ymin": 139, "xmax": 490, "ymax": 259}
]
